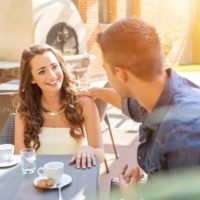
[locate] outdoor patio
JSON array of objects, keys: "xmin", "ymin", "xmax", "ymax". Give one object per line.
[{"xmin": 98, "ymin": 105, "xmax": 140, "ymax": 197}]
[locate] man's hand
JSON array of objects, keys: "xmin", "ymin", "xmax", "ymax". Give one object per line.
[
  {"xmin": 78, "ymin": 87, "xmax": 97, "ymax": 100},
  {"xmin": 118, "ymin": 164, "xmax": 143, "ymax": 196},
  {"xmin": 78, "ymin": 86, "xmax": 122, "ymax": 109}
]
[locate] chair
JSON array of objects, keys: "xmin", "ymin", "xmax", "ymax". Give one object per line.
[
  {"xmin": 0, "ymin": 113, "xmax": 15, "ymax": 144},
  {"xmin": 95, "ymin": 82, "xmax": 118, "ymax": 173},
  {"xmin": 0, "ymin": 92, "xmax": 17, "ymax": 133}
]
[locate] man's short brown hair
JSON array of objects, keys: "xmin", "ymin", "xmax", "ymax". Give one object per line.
[{"xmin": 97, "ymin": 17, "xmax": 163, "ymax": 81}]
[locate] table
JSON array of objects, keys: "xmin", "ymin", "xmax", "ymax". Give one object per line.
[
  {"xmin": 0, "ymin": 155, "xmax": 100, "ymax": 200},
  {"xmin": 0, "ymin": 79, "xmax": 19, "ymax": 93},
  {"xmin": 0, "ymin": 61, "xmax": 20, "ymax": 70}
]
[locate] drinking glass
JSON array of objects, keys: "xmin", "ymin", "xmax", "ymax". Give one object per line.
[{"xmin": 20, "ymin": 148, "xmax": 36, "ymax": 174}]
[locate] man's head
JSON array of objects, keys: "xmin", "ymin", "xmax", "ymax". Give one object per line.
[{"xmin": 97, "ymin": 17, "xmax": 164, "ymax": 82}]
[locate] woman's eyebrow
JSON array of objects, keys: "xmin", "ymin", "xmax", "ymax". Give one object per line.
[
  {"xmin": 36, "ymin": 66, "xmax": 46, "ymax": 72},
  {"xmin": 36, "ymin": 63, "xmax": 56, "ymax": 72}
]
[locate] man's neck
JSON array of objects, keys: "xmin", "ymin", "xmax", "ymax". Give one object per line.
[{"xmin": 128, "ymin": 72, "xmax": 168, "ymax": 112}]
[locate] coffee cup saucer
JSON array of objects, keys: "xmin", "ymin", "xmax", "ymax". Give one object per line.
[
  {"xmin": 0, "ymin": 155, "xmax": 20, "ymax": 168},
  {"xmin": 33, "ymin": 173, "xmax": 72, "ymax": 189}
]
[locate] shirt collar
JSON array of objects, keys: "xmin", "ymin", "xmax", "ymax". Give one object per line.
[{"xmin": 144, "ymin": 68, "xmax": 180, "ymax": 129}]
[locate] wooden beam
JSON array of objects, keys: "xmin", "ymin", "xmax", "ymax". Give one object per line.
[
  {"xmin": 193, "ymin": 0, "xmax": 200, "ymax": 63},
  {"xmin": 133, "ymin": 0, "xmax": 140, "ymax": 17}
]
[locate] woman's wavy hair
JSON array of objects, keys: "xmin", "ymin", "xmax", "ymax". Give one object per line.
[{"xmin": 18, "ymin": 44, "xmax": 84, "ymax": 150}]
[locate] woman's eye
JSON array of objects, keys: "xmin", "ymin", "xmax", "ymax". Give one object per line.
[
  {"xmin": 38, "ymin": 70, "xmax": 45, "ymax": 75},
  {"xmin": 52, "ymin": 64, "xmax": 58, "ymax": 70}
]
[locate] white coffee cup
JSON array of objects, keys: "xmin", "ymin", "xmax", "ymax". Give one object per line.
[
  {"xmin": 37, "ymin": 161, "xmax": 64, "ymax": 183},
  {"xmin": 0, "ymin": 144, "xmax": 14, "ymax": 163}
]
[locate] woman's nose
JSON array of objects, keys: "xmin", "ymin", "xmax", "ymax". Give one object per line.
[{"xmin": 47, "ymin": 69, "xmax": 57, "ymax": 79}]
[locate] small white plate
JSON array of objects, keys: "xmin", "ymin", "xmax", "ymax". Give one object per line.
[
  {"xmin": 0, "ymin": 155, "xmax": 20, "ymax": 168},
  {"xmin": 34, "ymin": 174, "xmax": 72, "ymax": 189}
]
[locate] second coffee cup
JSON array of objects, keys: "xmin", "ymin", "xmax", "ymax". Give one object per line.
[
  {"xmin": 0, "ymin": 144, "xmax": 14, "ymax": 163},
  {"xmin": 37, "ymin": 161, "xmax": 64, "ymax": 183}
]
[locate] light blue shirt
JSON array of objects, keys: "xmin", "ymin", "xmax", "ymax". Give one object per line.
[{"xmin": 122, "ymin": 68, "xmax": 200, "ymax": 175}]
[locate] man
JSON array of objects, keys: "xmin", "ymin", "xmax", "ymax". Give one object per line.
[{"xmin": 82, "ymin": 17, "xmax": 200, "ymax": 192}]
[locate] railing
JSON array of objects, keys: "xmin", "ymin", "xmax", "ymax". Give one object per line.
[{"xmin": 64, "ymin": 54, "xmax": 96, "ymax": 87}]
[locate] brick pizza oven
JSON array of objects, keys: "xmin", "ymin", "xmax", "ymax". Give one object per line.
[{"xmin": 0, "ymin": 0, "xmax": 87, "ymax": 82}]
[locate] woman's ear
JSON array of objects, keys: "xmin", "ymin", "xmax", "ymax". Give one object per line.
[{"xmin": 114, "ymin": 67, "xmax": 128, "ymax": 82}]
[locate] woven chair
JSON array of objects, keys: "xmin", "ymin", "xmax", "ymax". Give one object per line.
[
  {"xmin": 0, "ymin": 113, "xmax": 15, "ymax": 144},
  {"xmin": 0, "ymin": 92, "xmax": 16, "ymax": 133},
  {"xmin": 95, "ymin": 82, "xmax": 118, "ymax": 173}
]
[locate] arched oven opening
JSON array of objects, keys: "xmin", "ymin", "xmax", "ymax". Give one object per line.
[{"xmin": 46, "ymin": 22, "xmax": 79, "ymax": 55}]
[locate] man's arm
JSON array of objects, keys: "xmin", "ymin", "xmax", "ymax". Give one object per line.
[
  {"xmin": 80, "ymin": 87, "xmax": 122, "ymax": 109},
  {"xmin": 166, "ymin": 129, "xmax": 200, "ymax": 169}
]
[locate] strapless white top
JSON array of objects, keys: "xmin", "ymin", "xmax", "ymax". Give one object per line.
[{"xmin": 35, "ymin": 127, "xmax": 87, "ymax": 155}]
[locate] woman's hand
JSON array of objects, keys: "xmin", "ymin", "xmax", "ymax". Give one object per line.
[
  {"xmin": 118, "ymin": 164, "xmax": 143, "ymax": 196},
  {"xmin": 68, "ymin": 146, "xmax": 97, "ymax": 169}
]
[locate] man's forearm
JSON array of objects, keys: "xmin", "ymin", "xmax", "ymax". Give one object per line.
[{"xmin": 91, "ymin": 87, "xmax": 122, "ymax": 109}]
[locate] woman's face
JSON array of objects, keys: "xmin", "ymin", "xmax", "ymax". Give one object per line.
[{"xmin": 30, "ymin": 51, "xmax": 64, "ymax": 95}]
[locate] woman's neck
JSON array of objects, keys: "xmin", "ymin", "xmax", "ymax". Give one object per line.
[{"xmin": 41, "ymin": 93, "xmax": 61, "ymax": 111}]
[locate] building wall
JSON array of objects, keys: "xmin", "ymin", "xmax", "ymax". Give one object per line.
[
  {"xmin": 77, "ymin": 0, "xmax": 141, "ymax": 79},
  {"xmin": 0, "ymin": 0, "xmax": 33, "ymax": 61},
  {"xmin": 1, "ymin": 0, "xmax": 197, "ymax": 83},
  {"xmin": 76, "ymin": 0, "xmax": 196, "ymax": 79},
  {"xmin": 141, "ymin": 0, "xmax": 193, "ymax": 64}
]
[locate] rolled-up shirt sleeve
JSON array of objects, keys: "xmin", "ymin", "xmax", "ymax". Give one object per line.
[{"xmin": 121, "ymin": 97, "xmax": 146, "ymax": 123}]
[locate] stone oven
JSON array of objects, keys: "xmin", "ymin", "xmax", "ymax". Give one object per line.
[
  {"xmin": 0, "ymin": 0, "xmax": 87, "ymax": 82},
  {"xmin": 0, "ymin": 0, "xmax": 86, "ymax": 61}
]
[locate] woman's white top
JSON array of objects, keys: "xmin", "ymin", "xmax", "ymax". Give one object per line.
[{"xmin": 36, "ymin": 127, "xmax": 87, "ymax": 155}]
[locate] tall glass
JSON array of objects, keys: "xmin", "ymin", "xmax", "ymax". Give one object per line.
[{"xmin": 20, "ymin": 148, "xmax": 36, "ymax": 174}]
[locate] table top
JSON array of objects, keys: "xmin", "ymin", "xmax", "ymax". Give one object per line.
[
  {"xmin": 0, "ymin": 83, "xmax": 19, "ymax": 92},
  {"xmin": 0, "ymin": 155, "xmax": 100, "ymax": 200},
  {"xmin": 0, "ymin": 61, "xmax": 20, "ymax": 69}
]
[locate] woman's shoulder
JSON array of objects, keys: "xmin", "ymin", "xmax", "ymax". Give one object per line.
[
  {"xmin": 78, "ymin": 96, "xmax": 95, "ymax": 107},
  {"xmin": 78, "ymin": 96, "xmax": 96, "ymax": 114}
]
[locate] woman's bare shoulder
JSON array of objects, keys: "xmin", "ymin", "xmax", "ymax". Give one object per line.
[
  {"xmin": 78, "ymin": 96, "xmax": 96, "ymax": 114},
  {"xmin": 78, "ymin": 96, "xmax": 95, "ymax": 106}
]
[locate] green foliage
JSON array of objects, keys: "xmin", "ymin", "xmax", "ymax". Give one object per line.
[
  {"xmin": 161, "ymin": 29, "xmax": 179, "ymax": 57},
  {"xmin": 173, "ymin": 64, "xmax": 200, "ymax": 72}
]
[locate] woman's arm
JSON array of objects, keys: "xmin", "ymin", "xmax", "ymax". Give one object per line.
[
  {"xmin": 15, "ymin": 111, "xmax": 26, "ymax": 154},
  {"xmin": 69, "ymin": 96, "xmax": 105, "ymax": 168}
]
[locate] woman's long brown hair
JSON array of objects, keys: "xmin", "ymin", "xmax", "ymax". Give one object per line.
[{"xmin": 18, "ymin": 44, "xmax": 83, "ymax": 150}]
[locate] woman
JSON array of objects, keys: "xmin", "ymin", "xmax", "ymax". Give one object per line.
[{"xmin": 15, "ymin": 44, "xmax": 104, "ymax": 168}]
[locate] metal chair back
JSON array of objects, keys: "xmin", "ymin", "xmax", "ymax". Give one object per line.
[{"xmin": 94, "ymin": 82, "xmax": 118, "ymax": 173}]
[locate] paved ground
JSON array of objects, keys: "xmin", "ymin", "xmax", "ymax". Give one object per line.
[{"xmin": 98, "ymin": 105, "xmax": 140, "ymax": 198}]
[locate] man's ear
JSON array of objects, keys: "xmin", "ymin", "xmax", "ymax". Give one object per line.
[{"xmin": 114, "ymin": 67, "xmax": 128, "ymax": 82}]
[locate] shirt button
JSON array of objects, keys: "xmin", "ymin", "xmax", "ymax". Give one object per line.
[
  {"xmin": 139, "ymin": 136, "xmax": 144, "ymax": 142},
  {"xmin": 138, "ymin": 156, "xmax": 142, "ymax": 160}
]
